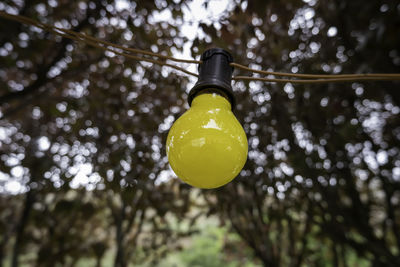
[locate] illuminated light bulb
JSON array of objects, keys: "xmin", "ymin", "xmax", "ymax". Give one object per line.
[{"xmin": 166, "ymin": 48, "xmax": 248, "ymax": 189}]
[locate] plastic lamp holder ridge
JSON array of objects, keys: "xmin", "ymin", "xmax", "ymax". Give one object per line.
[{"xmin": 187, "ymin": 48, "xmax": 235, "ymax": 108}]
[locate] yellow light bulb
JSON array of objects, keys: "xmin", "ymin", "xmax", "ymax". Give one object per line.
[{"xmin": 166, "ymin": 91, "xmax": 248, "ymax": 189}]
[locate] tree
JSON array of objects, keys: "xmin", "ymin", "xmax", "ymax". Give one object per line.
[
  {"xmin": 1, "ymin": 0, "xmax": 193, "ymax": 266},
  {"xmin": 198, "ymin": 0, "xmax": 400, "ymax": 266}
]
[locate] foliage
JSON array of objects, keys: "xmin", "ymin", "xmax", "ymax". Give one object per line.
[
  {"xmin": 166, "ymin": 226, "xmax": 253, "ymax": 267},
  {"xmin": 0, "ymin": 0, "xmax": 193, "ymax": 266},
  {"xmin": 199, "ymin": 0, "xmax": 400, "ymax": 266}
]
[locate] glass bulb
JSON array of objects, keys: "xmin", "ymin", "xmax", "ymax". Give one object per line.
[{"xmin": 166, "ymin": 91, "xmax": 248, "ymax": 189}]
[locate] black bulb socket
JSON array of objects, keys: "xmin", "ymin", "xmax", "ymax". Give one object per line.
[{"xmin": 188, "ymin": 48, "xmax": 235, "ymax": 109}]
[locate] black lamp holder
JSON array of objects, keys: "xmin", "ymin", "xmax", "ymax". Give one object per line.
[{"xmin": 188, "ymin": 48, "xmax": 235, "ymax": 108}]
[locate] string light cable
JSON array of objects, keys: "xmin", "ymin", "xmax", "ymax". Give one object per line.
[
  {"xmin": 0, "ymin": 11, "xmax": 200, "ymax": 77},
  {"xmin": 1, "ymin": 11, "xmax": 400, "ymax": 84}
]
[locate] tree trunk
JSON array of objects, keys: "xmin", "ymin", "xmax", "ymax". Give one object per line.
[
  {"xmin": 11, "ymin": 190, "xmax": 35, "ymax": 267},
  {"xmin": 96, "ymin": 256, "xmax": 102, "ymax": 267},
  {"xmin": 0, "ymin": 240, "xmax": 6, "ymax": 267},
  {"xmin": 0, "ymin": 227, "xmax": 12, "ymax": 267},
  {"xmin": 258, "ymin": 251, "xmax": 279, "ymax": 267},
  {"xmin": 114, "ymin": 217, "xmax": 125, "ymax": 267},
  {"xmin": 112, "ymin": 198, "xmax": 126, "ymax": 267}
]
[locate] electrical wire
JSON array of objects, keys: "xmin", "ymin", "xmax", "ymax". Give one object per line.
[
  {"xmin": 0, "ymin": 11, "xmax": 200, "ymax": 77},
  {"xmin": 233, "ymin": 76, "xmax": 400, "ymax": 84},
  {"xmin": 0, "ymin": 12, "xmax": 202, "ymax": 64},
  {"xmin": 231, "ymin": 63, "xmax": 400, "ymax": 81},
  {"xmin": 1, "ymin": 11, "xmax": 400, "ymax": 84}
]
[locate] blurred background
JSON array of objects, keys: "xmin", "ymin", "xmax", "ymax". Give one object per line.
[{"xmin": 1, "ymin": 0, "xmax": 400, "ymax": 266}]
